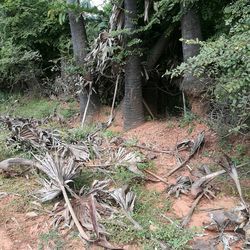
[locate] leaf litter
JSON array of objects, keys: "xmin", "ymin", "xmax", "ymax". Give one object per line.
[{"xmin": 0, "ymin": 116, "xmax": 250, "ymax": 249}]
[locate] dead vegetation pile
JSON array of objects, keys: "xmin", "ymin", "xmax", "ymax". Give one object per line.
[{"xmin": 0, "ymin": 116, "xmax": 249, "ymax": 249}]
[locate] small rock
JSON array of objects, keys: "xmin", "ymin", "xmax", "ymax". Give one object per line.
[
  {"xmin": 149, "ymin": 224, "xmax": 158, "ymax": 232},
  {"xmin": 26, "ymin": 212, "xmax": 38, "ymax": 218}
]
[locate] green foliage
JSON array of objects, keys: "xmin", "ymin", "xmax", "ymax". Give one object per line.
[
  {"xmin": 0, "ymin": 127, "xmax": 19, "ymax": 161},
  {"xmin": 0, "ymin": 0, "xmax": 69, "ymax": 89},
  {"xmin": 102, "ymin": 129, "xmax": 120, "ymax": 139},
  {"xmin": 179, "ymin": 111, "xmax": 196, "ymax": 128},
  {"xmin": 105, "ymin": 186, "xmax": 194, "ymax": 249},
  {"xmin": 0, "ymin": 94, "xmax": 59, "ymax": 119},
  {"xmin": 167, "ymin": 0, "xmax": 250, "ymax": 134},
  {"xmin": 123, "ymin": 138, "xmax": 138, "ymax": 147},
  {"xmin": 112, "ymin": 166, "xmax": 140, "ymax": 185},
  {"xmin": 137, "ymin": 161, "xmax": 155, "ymax": 170},
  {"xmin": 38, "ymin": 230, "xmax": 64, "ymax": 250},
  {"xmin": 66, "ymin": 125, "xmax": 96, "ymax": 142}
]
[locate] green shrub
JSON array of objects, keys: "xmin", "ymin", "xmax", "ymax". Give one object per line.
[{"xmin": 167, "ymin": 0, "xmax": 250, "ymax": 135}]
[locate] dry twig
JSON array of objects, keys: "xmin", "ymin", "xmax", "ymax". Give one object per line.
[{"xmin": 167, "ymin": 131, "xmax": 205, "ymax": 177}]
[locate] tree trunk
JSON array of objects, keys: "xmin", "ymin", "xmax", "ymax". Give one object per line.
[
  {"xmin": 123, "ymin": 0, "xmax": 144, "ymax": 130},
  {"xmin": 146, "ymin": 26, "xmax": 174, "ymax": 70},
  {"xmin": 67, "ymin": 0, "xmax": 99, "ymax": 122},
  {"xmin": 181, "ymin": 6, "xmax": 208, "ymax": 116},
  {"xmin": 67, "ymin": 0, "xmax": 89, "ymax": 66},
  {"xmin": 147, "ymin": 34, "xmax": 168, "ymax": 70}
]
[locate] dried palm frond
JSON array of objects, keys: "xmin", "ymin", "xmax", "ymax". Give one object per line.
[
  {"xmin": 2, "ymin": 116, "xmax": 90, "ymax": 161},
  {"xmin": 218, "ymin": 154, "xmax": 247, "ymax": 208},
  {"xmin": 52, "ymin": 195, "xmax": 107, "ymax": 235},
  {"xmin": 84, "ymin": 31, "xmax": 121, "ymax": 76},
  {"xmin": 110, "ymin": 186, "xmax": 142, "ymax": 230},
  {"xmin": 52, "ymin": 191, "xmax": 120, "ymax": 249},
  {"xmin": 167, "ymin": 176, "xmax": 192, "ymax": 197},
  {"xmin": 34, "ymin": 153, "xmax": 89, "ymax": 241},
  {"xmin": 36, "ymin": 178, "xmax": 62, "ymax": 202},
  {"xmin": 110, "ymin": 186, "xmax": 136, "ymax": 213},
  {"xmin": 109, "ymin": 1, "xmax": 124, "ymax": 31},
  {"xmin": 191, "ymin": 161, "xmax": 249, "ymax": 198},
  {"xmin": 34, "ymin": 153, "xmax": 79, "ymax": 189},
  {"xmin": 167, "ymin": 131, "xmax": 205, "ymax": 177},
  {"xmin": 63, "ymin": 144, "xmax": 90, "ymax": 161},
  {"xmin": 111, "ymin": 147, "xmax": 141, "ymax": 167}
]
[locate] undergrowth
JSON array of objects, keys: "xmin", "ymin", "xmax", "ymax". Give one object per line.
[
  {"xmin": 38, "ymin": 230, "xmax": 64, "ymax": 250},
  {"xmin": 0, "ymin": 91, "xmax": 78, "ymax": 119},
  {"xmin": 104, "ymin": 185, "xmax": 194, "ymax": 249},
  {"xmin": 70, "ymin": 161, "xmax": 194, "ymax": 249}
]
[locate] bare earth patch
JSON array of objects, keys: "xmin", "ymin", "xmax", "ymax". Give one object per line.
[{"xmin": 0, "ymin": 114, "xmax": 248, "ymax": 249}]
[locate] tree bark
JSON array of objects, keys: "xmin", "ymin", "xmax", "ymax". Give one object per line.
[
  {"xmin": 181, "ymin": 8, "xmax": 202, "ymax": 63},
  {"xmin": 123, "ymin": 0, "xmax": 144, "ymax": 130},
  {"xmin": 67, "ymin": 0, "xmax": 89, "ymax": 66},
  {"xmin": 181, "ymin": 6, "xmax": 202, "ymax": 93},
  {"xmin": 146, "ymin": 26, "xmax": 174, "ymax": 70},
  {"xmin": 67, "ymin": 0, "xmax": 99, "ymax": 122},
  {"xmin": 181, "ymin": 6, "xmax": 208, "ymax": 116},
  {"xmin": 146, "ymin": 34, "xmax": 168, "ymax": 70}
]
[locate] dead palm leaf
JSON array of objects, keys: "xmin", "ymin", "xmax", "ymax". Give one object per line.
[
  {"xmin": 167, "ymin": 131, "xmax": 205, "ymax": 177},
  {"xmin": 112, "ymin": 147, "xmax": 141, "ymax": 167},
  {"xmin": 34, "ymin": 153, "xmax": 89, "ymax": 241},
  {"xmin": 110, "ymin": 186, "xmax": 142, "ymax": 230},
  {"xmin": 218, "ymin": 154, "xmax": 248, "ymax": 209}
]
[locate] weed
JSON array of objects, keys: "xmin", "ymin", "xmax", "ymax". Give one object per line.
[
  {"xmin": 202, "ymin": 150, "xmax": 212, "ymax": 157},
  {"xmin": 0, "ymin": 125, "xmax": 36, "ymax": 160},
  {"xmin": 179, "ymin": 112, "xmax": 196, "ymax": 128},
  {"xmin": 104, "ymin": 186, "xmax": 194, "ymax": 249},
  {"xmin": 112, "ymin": 166, "xmax": 140, "ymax": 186},
  {"xmin": 0, "ymin": 174, "xmax": 39, "ymax": 217},
  {"xmin": 59, "ymin": 101, "xmax": 78, "ymax": 119},
  {"xmin": 38, "ymin": 230, "xmax": 64, "ymax": 250},
  {"xmin": 73, "ymin": 170, "xmax": 102, "ymax": 191},
  {"xmin": 152, "ymin": 223, "xmax": 194, "ymax": 249},
  {"xmin": 0, "ymin": 93, "xmax": 79, "ymax": 120},
  {"xmin": 136, "ymin": 161, "xmax": 154, "ymax": 171},
  {"xmin": 235, "ymin": 143, "xmax": 247, "ymax": 156},
  {"xmin": 218, "ymin": 138, "xmax": 233, "ymax": 153},
  {"xmin": 65, "ymin": 125, "xmax": 96, "ymax": 142},
  {"xmin": 123, "ymin": 138, "xmax": 138, "ymax": 147},
  {"xmin": 102, "ymin": 129, "xmax": 120, "ymax": 139},
  {"xmin": 187, "ymin": 123, "xmax": 195, "ymax": 134},
  {"xmin": 0, "ymin": 128, "xmax": 18, "ymax": 160}
]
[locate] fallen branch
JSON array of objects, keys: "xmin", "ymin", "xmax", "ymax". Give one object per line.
[
  {"xmin": 107, "ymin": 74, "xmax": 120, "ymax": 126},
  {"xmin": 167, "ymin": 131, "xmax": 205, "ymax": 177},
  {"xmin": 60, "ymin": 183, "xmax": 90, "ymax": 241},
  {"xmin": 144, "ymin": 169, "xmax": 168, "ymax": 185},
  {"xmin": 181, "ymin": 193, "xmax": 204, "ymax": 227},
  {"xmin": 143, "ymin": 98, "xmax": 155, "ymax": 120},
  {"xmin": 131, "ymin": 144, "xmax": 173, "ymax": 155},
  {"xmin": 191, "ymin": 162, "xmax": 249, "ymax": 197},
  {"xmin": 0, "ymin": 158, "xmax": 40, "ymax": 171},
  {"xmin": 81, "ymin": 84, "xmax": 92, "ymax": 127}
]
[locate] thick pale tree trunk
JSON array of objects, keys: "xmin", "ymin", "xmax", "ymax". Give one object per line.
[
  {"xmin": 123, "ymin": 0, "xmax": 144, "ymax": 130},
  {"xmin": 67, "ymin": 0, "xmax": 89, "ymax": 65},
  {"xmin": 181, "ymin": 6, "xmax": 208, "ymax": 116},
  {"xmin": 67, "ymin": 0, "xmax": 99, "ymax": 122}
]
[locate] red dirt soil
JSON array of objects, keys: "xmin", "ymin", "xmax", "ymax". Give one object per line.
[{"xmin": 0, "ymin": 111, "xmax": 248, "ymax": 249}]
